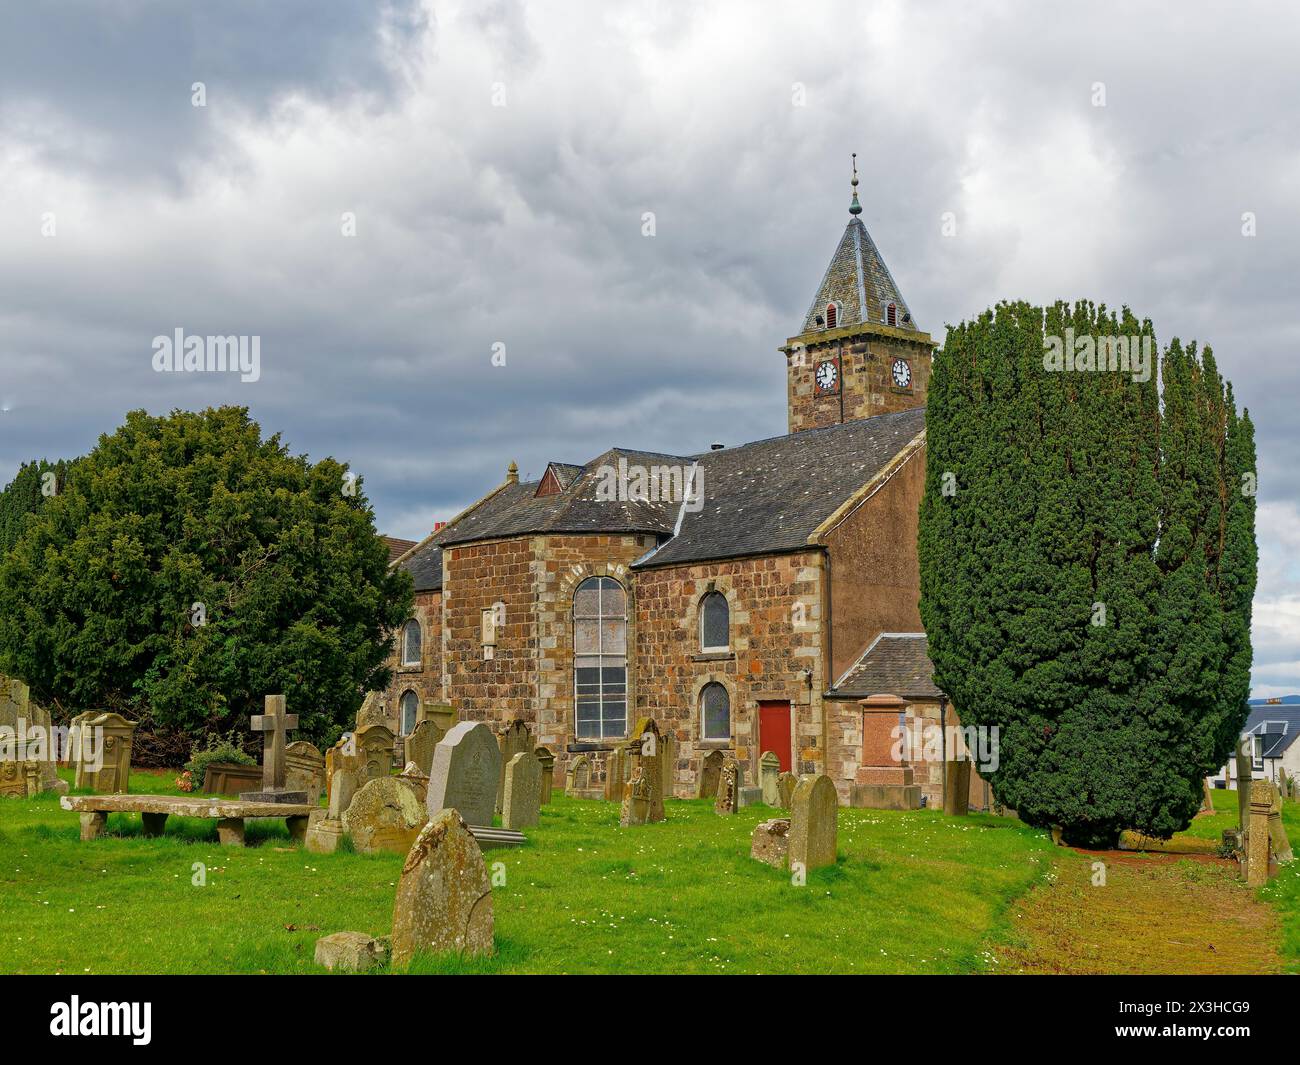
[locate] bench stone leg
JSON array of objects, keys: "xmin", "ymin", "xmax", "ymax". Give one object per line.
[
  {"xmin": 80, "ymin": 811, "xmax": 108, "ymax": 841},
  {"xmin": 141, "ymin": 812, "xmax": 167, "ymax": 837},
  {"xmin": 217, "ymin": 817, "xmax": 246, "ymax": 847},
  {"xmin": 286, "ymin": 815, "xmax": 308, "ymax": 844}
]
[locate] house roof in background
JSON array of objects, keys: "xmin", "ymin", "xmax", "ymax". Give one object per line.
[
  {"xmin": 826, "ymin": 632, "xmax": 944, "ymax": 700},
  {"xmin": 382, "ymin": 535, "xmax": 418, "ymax": 564},
  {"xmin": 1244, "ymin": 706, "xmax": 1300, "ymax": 759}
]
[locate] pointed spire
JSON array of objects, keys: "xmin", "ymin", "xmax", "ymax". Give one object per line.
[{"xmin": 849, "ymin": 152, "xmax": 862, "ymax": 216}]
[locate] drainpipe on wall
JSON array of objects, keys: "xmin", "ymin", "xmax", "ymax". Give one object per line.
[{"xmin": 939, "ymin": 695, "xmax": 949, "ymax": 812}]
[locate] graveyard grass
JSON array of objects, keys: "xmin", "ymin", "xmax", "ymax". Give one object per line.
[{"xmin": 2, "ymin": 768, "xmax": 1057, "ymax": 975}]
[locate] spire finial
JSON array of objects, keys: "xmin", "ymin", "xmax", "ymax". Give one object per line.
[{"xmin": 849, "ymin": 152, "xmax": 862, "ymax": 216}]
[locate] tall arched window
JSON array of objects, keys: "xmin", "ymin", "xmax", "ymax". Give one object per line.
[
  {"xmin": 699, "ymin": 592, "xmax": 729, "ymax": 652},
  {"xmin": 399, "ymin": 690, "xmax": 419, "ymax": 736},
  {"xmin": 700, "ymin": 682, "xmax": 730, "ymax": 741},
  {"xmin": 825, "ymin": 302, "xmax": 839, "ymax": 329},
  {"xmin": 401, "ymin": 619, "xmax": 421, "ymax": 666},
  {"xmin": 573, "ymin": 576, "xmax": 628, "ymax": 740}
]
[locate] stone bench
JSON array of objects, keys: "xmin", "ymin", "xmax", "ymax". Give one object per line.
[{"xmin": 61, "ymin": 793, "xmax": 314, "ymax": 847}]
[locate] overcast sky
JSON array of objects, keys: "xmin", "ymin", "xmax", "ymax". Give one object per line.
[{"xmin": 1, "ymin": 1, "xmax": 1296, "ymax": 695}]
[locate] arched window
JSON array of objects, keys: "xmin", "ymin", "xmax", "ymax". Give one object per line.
[
  {"xmin": 399, "ymin": 690, "xmax": 419, "ymax": 736},
  {"xmin": 885, "ymin": 302, "xmax": 898, "ymax": 327},
  {"xmin": 700, "ymin": 682, "xmax": 730, "ymax": 741},
  {"xmin": 699, "ymin": 592, "xmax": 729, "ymax": 652},
  {"xmin": 825, "ymin": 302, "xmax": 839, "ymax": 329},
  {"xmin": 573, "ymin": 576, "xmax": 628, "ymax": 740},
  {"xmin": 401, "ymin": 619, "xmax": 421, "ymax": 666}
]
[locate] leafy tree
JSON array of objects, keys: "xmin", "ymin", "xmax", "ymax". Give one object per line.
[
  {"xmin": 0, "ymin": 407, "xmax": 413, "ymax": 747},
  {"xmin": 0, "ymin": 459, "xmax": 69, "ymax": 555},
  {"xmin": 919, "ymin": 301, "xmax": 1256, "ymax": 846}
]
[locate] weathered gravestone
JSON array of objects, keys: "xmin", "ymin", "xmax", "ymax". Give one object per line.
[
  {"xmin": 604, "ymin": 744, "xmax": 628, "ymax": 801},
  {"xmin": 620, "ymin": 768, "xmax": 653, "ymax": 826},
  {"xmin": 496, "ymin": 719, "xmax": 532, "ymax": 814},
  {"xmin": 305, "ymin": 767, "xmax": 359, "ymax": 854},
  {"xmin": 71, "ymin": 711, "xmax": 137, "ymax": 793},
  {"xmin": 285, "ymin": 741, "xmax": 325, "ymax": 805},
  {"xmin": 397, "ymin": 761, "xmax": 430, "ymax": 805},
  {"xmin": 624, "ymin": 718, "xmax": 664, "ymax": 823},
  {"xmin": 343, "ymin": 776, "xmax": 428, "ymax": 855},
  {"xmin": 661, "ymin": 730, "xmax": 677, "ymax": 799},
  {"xmin": 1247, "ymin": 779, "xmax": 1274, "ymax": 886},
  {"xmin": 943, "ymin": 757, "xmax": 971, "ymax": 816},
  {"xmin": 355, "ymin": 723, "xmax": 396, "ymax": 784},
  {"xmin": 1236, "ymin": 739, "xmax": 1253, "ymax": 832},
  {"xmin": 738, "ymin": 785, "xmax": 763, "ymax": 808},
  {"xmin": 314, "ymin": 931, "xmax": 390, "ymax": 973},
  {"xmin": 715, "ymin": 758, "xmax": 740, "ymax": 815},
  {"xmin": 240, "ymin": 695, "xmax": 306, "ymax": 804},
  {"xmin": 698, "ymin": 749, "xmax": 724, "ymax": 799},
  {"xmin": 759, "ymin": 752, "xmax": 781, "ymax": 807},
  {"xmin": 404, "ymin": 719, "xmax": 445, "ymax": 779},
  {"xmin": 789, "ymin": 774, "xmax": 838, "ymax": 873},
  {"xmin": 777, "ymin": 771, "xmax": 797, "ymax": 809},
  {"xmin": 751, "ymin": 818, "xmax": 791, "ymax": 868},
  {"xmin": 391, "ymin": 809, "xmax": 494, "ymax": 967},
  {"xmin": 534, "ymin": 746, "xmax": 555, "ymax": 805},
  {"xmin": 502, "ymin": 749, "xmax": 542, "ymax": 831},
  {"xmin": 427, "ymin": 722, "xmax": 501, "ymax": 828},
  {"xmin": 566, "ymin": 753, "xmax": 598, "ymax": 798},
  {"xmin": 419, "ymin": 701, "xmax": 456, "ymax": 734},
  {"xmin": 0, "ymin": 677, "xmax": 65, "ymax": 796},
  {"xmin": 1269, "ymin": 783, "xmax": 1293, "ymax": 863}
]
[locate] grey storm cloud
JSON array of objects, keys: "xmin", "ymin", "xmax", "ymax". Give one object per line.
[{"xmin": 0, "ymin": 1, "xmax": 1298, "ymax": 693}]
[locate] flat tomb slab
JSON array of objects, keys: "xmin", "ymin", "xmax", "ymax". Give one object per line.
[{"xmin": 61, "ymin": 794, "xmax": 313, "ymax": 818}]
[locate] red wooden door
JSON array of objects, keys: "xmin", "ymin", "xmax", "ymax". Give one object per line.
[{"xmin": 758, "ymin": 700, "xmax": 793, "ymax": 773}]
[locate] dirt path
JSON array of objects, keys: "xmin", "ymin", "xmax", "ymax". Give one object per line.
[{"xmin": 994, "ymin": 849, "xmax": 1281, "ymax": 974}]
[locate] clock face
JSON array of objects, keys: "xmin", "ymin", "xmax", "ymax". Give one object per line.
[
  {"xmin": 815, "ymin": 358, "xmax": 839, "ymax": 394},
  {"xmin": 892, "ymin": 358, "xmax": 912, "ymax": 389}
]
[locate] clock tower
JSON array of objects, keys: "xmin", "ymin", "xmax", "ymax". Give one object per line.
[{"xmin": 782, "ymin": 156, "xmax": 935, "ymax": 434}]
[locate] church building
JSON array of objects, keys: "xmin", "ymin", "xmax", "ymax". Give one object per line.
[{"xmin": 370, "ymin": 165, "xmax": 969, "ymax": 808}]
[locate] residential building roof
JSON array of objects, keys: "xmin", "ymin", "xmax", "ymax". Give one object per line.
[{"xmin": 826, "ymin": 632, "xmax": 944, "ymax": 700}]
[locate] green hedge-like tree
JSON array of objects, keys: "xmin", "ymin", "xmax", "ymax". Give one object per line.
[
  {"xmin": 919, "ymin": 301, "xmax": 1256, "ymax": 846},
  {"xmin": 0, "ymin": 407, "xmax": 413, "ymax": 746},
  {"xmin": 0, "ymin": 459, "xmax": 69, "ymax": 555}
]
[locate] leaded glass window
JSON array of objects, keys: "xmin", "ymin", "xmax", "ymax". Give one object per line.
[{"xmin": 574, "ymin": 576, "xmax": 627, "ymax": 740}]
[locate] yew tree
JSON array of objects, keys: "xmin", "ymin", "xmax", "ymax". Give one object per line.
[
  {"xmin": 919, "ymin": 301, "xmax": 1256, "ymax": 846},
  {"xmin": 0, "ymin": 407, "xmax": 412, "ymax": 746}
]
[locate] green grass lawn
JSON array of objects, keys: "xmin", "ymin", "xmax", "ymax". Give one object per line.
[{"xmin": 0, "ymin": 768, "xmax": 1056, "ymax": 974}]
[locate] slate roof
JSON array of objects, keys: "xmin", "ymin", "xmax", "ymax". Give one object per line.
[
  {"xmin": 397, "ymin": 540, "xmax": 443, "ymax": 593},
  {"xmin": 382, "ymin": 535, "xmax": 418, "ymax": 564},
  {"xmin": 1243, "ymin": 707, "xmax": 1300, "ymax": 759},
  {"xmin": 799, "ymin": 217, "xmax": 919, "ymax": 335},
  {"xmin": 827, "ymin": 632, "xmax": 943, "ymax": 700},
  {"xmin": 635, "ymin": 406, "xmax": 927, "ymax": 568}
]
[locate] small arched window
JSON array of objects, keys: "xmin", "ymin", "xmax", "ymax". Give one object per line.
[
  {"xmin": 699, "ymin": 592, "xmax": 729, "ymax": 652},
  {"xmin": 700, "ymin": 682, "xmax": 730, "ymax": 741},
  {"xmin": 885, "ymin": 302, "xmax": 898, "ymax": 327},
  {"xmin": 401, "ymin": 619, "xmax": 422, "ymax": 666},
  {"xmin": 399, "ymin": 690, "xmax": 419, "ymax": 736},
  {"xmin": 825, "ymin": 302, "xmax": 839, "ymax": 329}
]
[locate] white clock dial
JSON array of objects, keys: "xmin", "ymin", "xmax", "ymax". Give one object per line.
[
  {"xmin": 892, "ymin": 359, "xmax": 911, "ymax": 388},
  {"xmin": 815, "ymin": 360, "xmax": 838, "ymax": 392}
]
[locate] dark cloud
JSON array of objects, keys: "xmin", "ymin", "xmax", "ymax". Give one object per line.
[{"xmin": 1, "ymin": 1, "xmax": 1297, "ymax": 692}]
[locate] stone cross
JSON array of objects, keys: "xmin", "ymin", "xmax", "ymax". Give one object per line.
[{"xmin": 251, "ymin": 695, "xmax": 298, "ymax": 791}]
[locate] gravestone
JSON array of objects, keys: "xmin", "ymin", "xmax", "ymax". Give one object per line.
[
  {"xmin": 0, "ymin": 677, "xmax": 65, "ymax": 797},
  {"xmin": 777, "ymin": 772, "xmax": 797, "ymax": 809},
  {"xmin": 620, "ymin": 768, "xmax": 653, "ymax": 826},
  {"xmin": 943, "ymin": 758, "xmax": 971, "ymax": 816},
  {"xmin": 1269, "ymin": 783, "xmax": 1293, "ymax": 863},
  {"xmin": 698, "ymin": 750, "xmax": 724, "ymax": 799},
  {"xmin": 343, "ymin": 776, "xmax": 428, "ymax": 855},
  {"xmin": 1247, "ymin": 779, "xmax": 1274, "ymax": 886},
  {"xmin": 502, "ymin": 749, "xmax": 542, "ymax": 831},
  {"xmin": 789, "ymin": 774, "xmax": 838, "ymax": 872},
  {"xmin": 715, "ymin": 758, "xmax": 740, "ymax": 815},
  {"xmin": 759, "ymin": 752, "xmax": 781, "ymax": 806},
  {"xmin": 285, "ymin": 741, "xmax": 325, "ymax": 805},
  {"xmin": 738, "ymin": 785, "xmax": 763, "ymax": 808},
  {"xmin": 1236, "ymin": 740, "xmax": 1253, "ymax": 831},
  {"xmin": 324, "ymin": 734, "xmax": 354, "ymax": 806},
  {"xmin": 240, "ymin": 695, "xmax": 306, "ymax": 804},
  {"xmin": 419, "ymin": 701, "xmax": 457, "ymax": 734},
  {"xmin": 534, "ymin": 746, "xmax": 555, "ymax": 805},
  {"xmin": 604, "ymin": 744, "xmax": 628, "ymax": 801},
  {"xmin": 427, "ymin": 722, "xmax": 501, "ymax": 828},
  {"xmin": 404, "ymin": 719, "xmax": 445, "ymax": 778},
  {"xmin": 496, "ymin": 720, "xmax": 532, "ymax": 814},
  {"xmin": 397, "ymin": 761, "xmax": 430, "ymax": 805},
  {"xmin": 305, "ymin": 767, "xmax": 358, "ymax": 854},
  {"xmin": 661, "ymin": 730, "xmax": 677, "ymax": 799},
  {"xmin": 625, "ymin": 719, "xmax": 665, "ymax": 823},
  {"xmin": 314, "ymin": 931, "xmax": 390, "ymax": 973},
  {"xmin": 566, "ymin": 754, "xmax": 596, "ymax": 798},
  {"xmin": 391, "ymin": 809, "xmax": 494, "ymax": 967},
  {"xmin": 354, "ymin": 723, "xmax": 396, "ymax": 785},
  {"xmin": 72, "ymin": 711, "xmax": 138, "ymax": 793},
  {"xmin": 751, "ymin": 818, "xmax": 791, "ymax": 868}
]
